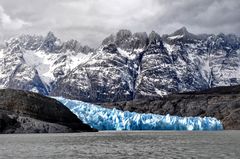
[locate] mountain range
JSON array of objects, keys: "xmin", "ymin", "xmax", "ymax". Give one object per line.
[{"xmin": 0, "ymin": 27, "xmax": 239, "ymax": 102}]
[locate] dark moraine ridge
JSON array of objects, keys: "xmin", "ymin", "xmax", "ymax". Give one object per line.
[
  {"xmin": 102, "ymin": 85, "xmax": 240, "ymax": 130},
  {"xmin": 0, "ymin": 89, "xmax": 96, "ymax": 133}
]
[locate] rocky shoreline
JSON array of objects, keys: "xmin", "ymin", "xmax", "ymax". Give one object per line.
[{"xmin": 0, "ymin": 89, "xmax": 97, "ymax": 133}]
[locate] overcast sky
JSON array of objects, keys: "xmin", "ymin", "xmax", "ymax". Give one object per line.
[{"xmin": 0, "ymin": 0, "xmax": 239, "ymax": 47}]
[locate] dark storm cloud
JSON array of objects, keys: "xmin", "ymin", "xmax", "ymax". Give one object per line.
[{"xmin": 0, "ymin": 0, "xmax": 239, "ymax": 47}]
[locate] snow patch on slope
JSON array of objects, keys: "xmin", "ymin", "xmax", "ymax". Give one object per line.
[
  {"xmin": 23, "ymin": 51, "xmax": 93, "ymax": 85},
  {"xmin": 164, "ymin": 43, "xmax": 175, "ymax": 53},
  {"xmin": 155, "ymin": 88, "xmax": 167, "ymax": 97},
  {"xmin": 117, "ymin": 48, "xmax": 143, "ymax": 59},
  {"xmin": 168, "ymin": 35, "xmax": 184, "ymax": 40}
]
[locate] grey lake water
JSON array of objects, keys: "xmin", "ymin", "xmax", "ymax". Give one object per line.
[{"xmin": 0, "ymin": 131, "xmax": 240, "ymax": 159}]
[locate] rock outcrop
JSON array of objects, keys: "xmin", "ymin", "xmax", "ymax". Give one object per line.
[
  {"xmin": 0, "ymin": 89, "xmax": 96, "ymax": 133},
  {"xmin": 102, "ymin": 85, "xmax": 240, "ymax": 130}
]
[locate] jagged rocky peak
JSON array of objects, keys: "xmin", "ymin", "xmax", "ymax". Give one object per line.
[
  {"xmin": 62, "ymin": 39, "xmax": 94, "ymax": 54},
  {"xmin": 172, "ymin": 26, "xmax": 189, "ymax": 36},
  {"xmin": 39, "ymin": 31, "xmax": 62, "ymax": 53},
  {"xmin": 114, "ymin": 29, "xmax": 133, "ymax": 51},
  {"xmin": 165, "ymin": 26, "xmax": 201, "ymax": 43},
  {"xmin": 63, "ymin": 39, "xmax": 79, "ymax": 50},
  {"xmin": 43, "ymin": 32, "xmax": 94, "ymax": 54},
  {"xmin": 4, "ymin": 32, "xmax": 60, "ymax": 53},
  {"xmin": 102, "ymin": 34, "xmax": 115, "ymax": 46},
  {"xmin": 4, "ymin": 31, "xmax": 94, "ymax": 54},
  {"xmin": 205, "ymin": 33, "xmax": 240, "ymax": 51},
  {"xmin": 102, "ymin": 29, "xmax": 149, "ymax": 51},
  {"xmin": 5, "ymin": 34, "xmax": 42, "ymax": 51},
  {"xmin": 148, "ymin": 31, "xmax": 162, "ymax": 45},
  {"xmin": 102, "ymin": 43, "xmax": 119, "ymax": 53},
  {"xmin": 101, "ymin": 29, "xmax": 132, "ymax": 46},
  {"xmin": 115, "ymin": 29, "xmax": 132, "ymax": 46},
  {"xmin": 132, "ymin": 32, "xmax": 149, "ymax": 49},
  {"xmin": 19, "ymin": 35, "xmax": 44, "ymax": 50},
  {"xmin": 116, "ymin": 29, "xmax": 132, "ymax": 40}
]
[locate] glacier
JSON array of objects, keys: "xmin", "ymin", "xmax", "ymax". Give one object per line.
[{"xmin": 52, "ymin": 97, "xmax": 223, "ymax": 131}]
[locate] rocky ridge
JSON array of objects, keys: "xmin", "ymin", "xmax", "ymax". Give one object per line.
[{"xmin": 0, "ymin": 89, "xmax": 96, "ymax": 133}]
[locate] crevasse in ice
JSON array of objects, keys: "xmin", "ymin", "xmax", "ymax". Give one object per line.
[{"xmin": 53, "ymin": 97, "xmax": 223, "ymax": 131}]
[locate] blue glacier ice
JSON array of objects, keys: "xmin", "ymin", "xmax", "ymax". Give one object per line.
[{"xmin": 52, "ymin": 97, "xmax": 223, "ymax": 131}]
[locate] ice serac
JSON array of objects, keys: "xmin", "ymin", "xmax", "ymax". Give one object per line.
[{"xmin": 53, "ymin": 96, "xmax": 223, "ymax": 131}]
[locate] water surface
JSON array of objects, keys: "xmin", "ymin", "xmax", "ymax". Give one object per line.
[{"xmin": 0, "ymin": 131, "xmax": 239, "ymax": 159}]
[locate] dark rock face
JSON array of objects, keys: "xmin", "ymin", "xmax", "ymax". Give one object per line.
[
  {"xmin": 102, "ymin": 85, "xmax": 240, "ymax": 130},
  {"xmin": 39, "ymin": 32, "xmax": 60, "ymax": 53},
  {"xmin": 0, "ymin": 112, "xmax": 20, "ymax": 133},
  {"xmin": 62, "ymin": 39, "xmax": 94, "ymax": 54},
  {"xmin": 0, "ymin": 110, "xmax": 74, "ymax": 133},
  {"xmin": 148, "ymin": 31, "xmax": 162, "ymax": 45},
  {"xmin": 102, "ymin": 29, "xmax": 149, "ymax": 51},
  {"xmin": 132, "ymin": 32, "xmax": 149, "ymax": 49},
  {"xmin": 51, "ymin": 46, "xmax": 135, "ymax": 103},
  {"xmin": 0, "ymin": 89, "xmax": 96, "ymax": 133}
]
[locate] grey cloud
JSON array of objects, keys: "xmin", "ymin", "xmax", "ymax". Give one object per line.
[{"xmin": 0, "ymin": 0, "xmax": 239, "ymax": 47}]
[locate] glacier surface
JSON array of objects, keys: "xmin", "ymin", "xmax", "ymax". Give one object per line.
[{"xmin": 53, "ymin": 97, "xmax": 223, "ymax": 131}]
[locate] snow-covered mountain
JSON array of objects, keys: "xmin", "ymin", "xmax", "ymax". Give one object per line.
[
  {"xmin": 0, "ymin": 32, "xmax": 94, "ymax": 94},
  {"xmin": 1, "ymin": 27, "xmax": 240, "ymax": 102},
  {"xmin": 51, "ymin": 27, "xmax": 240, "ymax": 102}
]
